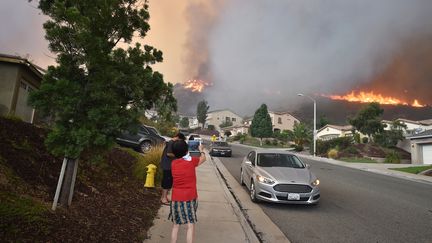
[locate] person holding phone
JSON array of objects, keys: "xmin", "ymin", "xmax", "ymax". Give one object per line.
[{"xmin": 168, "ymin": 140, "xmax": 206, "ymax": 243}]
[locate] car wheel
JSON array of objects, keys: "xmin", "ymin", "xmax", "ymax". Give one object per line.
[
  {"xmin": 240, "ymin": 169, "xmax": 245, "ymax": 186},
  {"xmin": 250, "ymin": 180, "xmax": 259, "ymax": 203},
  {"xmin": 140, "ymin": 141, "xmax": 152, "ymax": 153}
]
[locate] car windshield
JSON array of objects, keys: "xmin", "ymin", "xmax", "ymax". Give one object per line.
[
  {"xmin": 214, "ymin": 142, "xmax": 228, "ymax": 146},
  {"xmin": 257, "ymin": 153, "xmax": 305, "ymax": 168}
]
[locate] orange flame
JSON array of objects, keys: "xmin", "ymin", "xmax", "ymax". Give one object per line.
[
  {"xmin": 324, "ymin": 91, "xmax": 426, "ymax": 107},
  {"xmin": 183, "ymin": 79, "xmax": 211, "ymax": 93}
]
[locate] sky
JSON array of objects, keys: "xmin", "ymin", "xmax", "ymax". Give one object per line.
[
  {"xmin": 0, "ymin": 0, "xmax": 193, "ymax": 84},
  {"xmin": 1, "ymin": 0, "xmax": 432, "ymax": 116}
]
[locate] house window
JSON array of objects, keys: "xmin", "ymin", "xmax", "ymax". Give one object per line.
[
  {"xmin": 232, "ymin": 118, "xmax": 236, "ymax": 122},
  {"xmin": 20, "ymin": 81, "xmax": 27, "ymax": 90},
  {"xmin": 226, "ymin": 117, "xmax": 230, "ymax": 122},
  {"xmin": 278, "ymin": 117, "xmax": 282, "ymax": 124}
]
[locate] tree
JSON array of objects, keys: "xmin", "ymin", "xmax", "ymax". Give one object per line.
[
  {"xmin": 179, "ymin": 117, "xmax": 189, "ymax": 128},
  {"xmin": 196, "ymin": 100, "xmax": 209, "ymax": 128},
  {"xmin": 219, "ymin": 120, "xmax": 233, "ymax": 128},
  {"xmin": 250, "ymin": 104, "xmax": 273, "ymax": 146},
  {"xmin": 287, "ymin": 122, "xmax": 312, "ymax": 147},
  {"xmin": 318, "ymin": 115, "xmax": 330, "ymax": 129},
  {"xmin": 154, "ymin": 82, "xmax": 177, "ymax": 122},
  {"xmin": 375, "ymin": 120, "xmax": 407, "ymax": 147},
  {"xmin": 349, "ymin": 102, "xmax": 385, "ymax": 141},
  {"xmin": 29, "ymin": 0, "xmax": 170, "ymax": 208}
]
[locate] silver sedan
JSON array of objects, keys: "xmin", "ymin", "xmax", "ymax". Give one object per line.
[{"xmin": 240, "ymin": 149, "xmax": 320, "ymax": 204}]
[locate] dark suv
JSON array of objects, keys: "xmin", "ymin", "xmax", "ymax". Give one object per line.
[{"xmin": 116, "ymin": 125, "xmax": 166, "ymax": 153}]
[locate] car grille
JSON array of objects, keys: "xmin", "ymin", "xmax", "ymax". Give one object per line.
[
  {"xmin": 276, "ymin": 196, "xmax": 310, "ymax": 201},
  {"xmin": 273, "ymin": 184, "xmax": 312, "ymax": 193}
]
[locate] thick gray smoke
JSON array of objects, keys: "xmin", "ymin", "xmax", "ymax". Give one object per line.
[{"xmin": 204, "ymin": 0, "xmax": 432, "ymax": 115}]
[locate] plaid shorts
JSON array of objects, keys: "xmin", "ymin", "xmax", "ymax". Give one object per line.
[{"xmin": 168, "ymin": 200, "xmax": 198, "ymax": 224}]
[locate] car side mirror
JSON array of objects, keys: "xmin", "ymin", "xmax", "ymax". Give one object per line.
[
  {"xmin": 245, "ymin": 161, "xmax": 252, "ymax": 166},
  {"xmin": 305, "ymin": 164, "xmax": 310, "ymax": 169}
]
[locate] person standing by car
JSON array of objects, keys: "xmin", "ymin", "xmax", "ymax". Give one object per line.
[
  {"xmin": 169, "ymin": 140, "xmax": 206, "ymax": 243},
  {"xmin": 160, "ymin": 133, "xmax": 186, "ymax": 205}
]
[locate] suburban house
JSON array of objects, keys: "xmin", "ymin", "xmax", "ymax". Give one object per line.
[
  {"xmin": 268, "ymin": 111, "xmax": 300, "ymax": 132},
  {"xmin": 409, "ymin": 130, "xmax": 432, "ymax": 165},
  {"xmin": 0, "ymin": 53, "xmax": 45, "ymax": 123},
  {"xmin": 316, "ymin": 124, "xmax": 354, "ymax": 141},
  {"xmin": 178, "ymin": 115, "xmax": 199, "ymax": 129},
  {"xmin": 205, "ymin": 109, "xmax": 243, "ymax": 131},
  {"xmin": 223, "ymin": 124, "xmax": 249, "ymax": 136},
  {"xmin": 382, "ymin": 118, "xmax": 432, "ymax": 136}
]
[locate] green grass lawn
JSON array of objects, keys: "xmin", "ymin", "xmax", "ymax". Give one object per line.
[
  {"xmin": 339, "ymin": 157, "xmax": 377, "ymax": 163},
  {"xmin": 390, "ymin": 165, "xmax": 432, "ymax": 174}
]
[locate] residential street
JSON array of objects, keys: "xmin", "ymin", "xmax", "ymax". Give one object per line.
[{"xmin": 218, "ymin": 144, "xmax": 432, "ymax": 243}]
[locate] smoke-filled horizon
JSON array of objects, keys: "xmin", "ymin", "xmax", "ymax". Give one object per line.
[{"xmin": 183, "ymin": 0, "xmax": 432, "ymax": 115}]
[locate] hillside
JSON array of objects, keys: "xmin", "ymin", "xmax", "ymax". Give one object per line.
[{"xmin": 0, "ymin": 117, "xmax": 161, "ymax": 242}]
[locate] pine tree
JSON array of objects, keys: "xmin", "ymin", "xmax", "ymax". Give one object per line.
[{"xmin": 251, "ymin": 104, "xmax": 273, "ymax": 146}]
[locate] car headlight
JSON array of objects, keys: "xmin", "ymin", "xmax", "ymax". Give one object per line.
[
  {"xmin": 257, "ymin": 175, "xmax": 275, "ymax": 185},
  {"xmin": 311, "ymin": 179, "xmax": 320, "ymax": 186}
]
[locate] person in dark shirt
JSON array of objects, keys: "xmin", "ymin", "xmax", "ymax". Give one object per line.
[{"xmin": 160, "ymin": 132, "xmax": 185, "ymax": 205}]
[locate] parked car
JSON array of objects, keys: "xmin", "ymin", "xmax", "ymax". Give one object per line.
[
  {"xmin": 116, "ymin": 125, "xmax": 165, "ymax": 153},
  {"xmin": 209, "ymin": 141, "xmax": 232, "ymax": 157},
  {"xmin": 187, "ymin": 134, "xmax": 202, "ymax": 143},
  {"xmin": 240, "ymin": 149, "xmax": 320, "ymax": 204}
]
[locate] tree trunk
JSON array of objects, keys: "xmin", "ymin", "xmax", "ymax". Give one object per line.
[{"xmin": 53, "ymin": 157, "xmax": 79, "ymax": 209}]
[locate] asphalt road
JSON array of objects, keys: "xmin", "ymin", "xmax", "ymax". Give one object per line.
[{"xmin": 217, "ymin": 144, "xmax": 432, "ymax": 243}]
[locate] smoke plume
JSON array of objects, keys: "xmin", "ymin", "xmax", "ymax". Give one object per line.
[{"xmin": 200, "ymin": 0, "xmax": 432, "ymax": 115}]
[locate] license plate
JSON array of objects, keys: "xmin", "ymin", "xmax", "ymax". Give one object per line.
[{"xmin": 288, "ymin": 193, "xmax": 300, "ymax": 200}]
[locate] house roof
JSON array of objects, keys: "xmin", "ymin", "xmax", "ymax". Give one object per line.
[
  {"xmin": 318, "ymin": 124, "xmax": 353, "ymax": 133},
  {"xmin": 408, "ymin": 129, "xmax": 432, "ymax": 140},
  {"xmin": 0, "ymin": 53, "xmax": 46, "ymax": 78},
  {"xmin": 208, "ymin": 109, "xmax": 242, "ymax": 118},
  {"xmin": 383, "ymin": 118, "xmax": 432, "ymax": 126}
]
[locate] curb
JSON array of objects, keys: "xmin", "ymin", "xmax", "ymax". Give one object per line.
[{"xmin": 210, "ymin": 156, "xmax": 290, "ymax": 243}]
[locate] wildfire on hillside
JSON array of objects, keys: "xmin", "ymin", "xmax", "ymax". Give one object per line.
[
  {"xmin": 182, "ymin": 79, "xmax": 211, "ymax": 93},
  {"xmin": 323, "ymin": 91, "xmax": 426, "ymax": 107}
]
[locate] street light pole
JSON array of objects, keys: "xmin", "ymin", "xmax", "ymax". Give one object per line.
[{"xmin": 298, "ymin": 94, "xmax": 317, "ymax": 157}]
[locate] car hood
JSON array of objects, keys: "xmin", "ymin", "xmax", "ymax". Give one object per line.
[{"xmin": 256, "ymin": 167, "xmax": 314, "ymax": 184}]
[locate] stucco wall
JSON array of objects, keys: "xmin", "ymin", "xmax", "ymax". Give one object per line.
[{"xmin": 206, "ymin": 110, "xmax": 243, "ymax": 130}]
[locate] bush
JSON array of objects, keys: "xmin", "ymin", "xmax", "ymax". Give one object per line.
[
  {"xmin": 272, "ymin": 139, "xmax": 278, "ymax": 146},
  {"xmin": 316, "ymin": 137, "xmax": 353, "ymax": 155},
  {"xmin": 125, "ymin": 145, "xmax": 164, "ymax": 186},
  {"xmin": 385, "ymin": 151, "xmax": 401, "ymax": 163},
  {"xmin": 353, "ymin": 133, "xmax": 360, "ymax": 144},
  {"xmin": 294, "ymin": 144, "xmax": 304, "ymax": 152},
  {"xmin": 362, "ymin": 137, "xmax": 369, "ymax": 144},
  {"xmin": 328, "ymin": 148, "xmax": 338, "ymax": 159},
  {"xmin": 264, "ymin": 140, "xmax": 271, "ymax": 145}
]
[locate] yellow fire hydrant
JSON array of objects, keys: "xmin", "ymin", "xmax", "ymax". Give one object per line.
[{"xmin": 144, "ymin": 164, "xmax": 157, "ymax": 188}]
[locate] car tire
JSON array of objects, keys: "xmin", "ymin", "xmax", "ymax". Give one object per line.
[
  {"xmin": 240, "ymin": 169, "xmax": 245, "ymax": 186},
  {"xmin": 140, "ymin": 141, "xmax": 152, "ymax": 153},
  {"xmin": 250, "ymin": 180, "xmax": 259, "ymax": 203}
]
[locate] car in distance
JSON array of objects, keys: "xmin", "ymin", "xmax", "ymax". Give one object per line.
[
  {"xmin": 116, "ymin": 125, "xmax": 165, "ymax": 153},
  {"xmin": 240, "ymin": 149, "xmax": 320, "ymax": 204},
  {"xmin": 209, "ymin": 141, "xmax": 232, "ymax": 157}
]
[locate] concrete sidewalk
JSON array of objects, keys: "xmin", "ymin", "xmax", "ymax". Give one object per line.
[{"xmin": 144, "ymin": 153, "xmax": 289, "ymax": 243}]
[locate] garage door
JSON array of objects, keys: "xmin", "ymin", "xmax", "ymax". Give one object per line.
[{"xmin": 422, "ymin": 144, "xmax": 432, "ymax": 165}]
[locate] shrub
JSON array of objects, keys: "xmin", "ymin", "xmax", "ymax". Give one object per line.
[
  {"xmin": 125, "ymin": 145, "xmax": 164, "ymax": 186},
  {"xmin": 272, "ymin": 139, "xmax": 278, "ymax": 146},
  {"xmin": 264, "ymin": 139, "xmax": 271, "ymax": 145},
  {"xmin": 316, "ymin": 137, "xmax": 353, "ymax": 155},
  {"xmin": 328, "ymin": 148, "xmax": 338, "ymax": 159},
  {"xmin": 353, "ymin": 133, "xmax": 360, "ymax": 144},
  {"xmin": 362, "ymin": 137, "xmax": 369, "ymax": 144},
  {"xmin": 385, "ymin": 151, "xmax": 401, "ymax": 163},
  {"xmin": 294, "ymin": 144, "xmax": 304, "ymax": 152}
]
